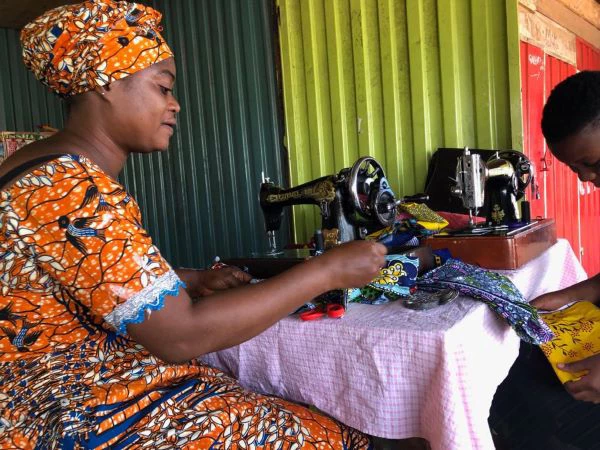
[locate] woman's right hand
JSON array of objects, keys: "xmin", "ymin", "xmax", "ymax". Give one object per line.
[
  {"xmin": 530, "ymin": 289, "xmax": 574, "ymax": 311},
  {"xmin": 314, "ymin": 240, "xmax": 388, "ymax": 290}
]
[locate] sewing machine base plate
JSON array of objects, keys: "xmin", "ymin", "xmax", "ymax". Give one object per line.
[{"xmin": 423, "ymin": 218, "xmax": 556, "ymax": 270}]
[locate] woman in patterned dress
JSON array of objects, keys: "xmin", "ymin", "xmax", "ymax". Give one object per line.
[{"xmin": 0, "ymin": 1, "xmax": 386, "ymax": 448}]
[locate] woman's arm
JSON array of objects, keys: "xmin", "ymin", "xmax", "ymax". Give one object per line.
[
  {"xmin": 175, "ymin": 267, "xmax": 252, "ymax": 297},
  {"xmin": 530, "ymin": 273, "xmax": 600, "ymax": 310},
  {"xmin": 128, "ymin": 240, "xmax": 387, "ymax": 363}
]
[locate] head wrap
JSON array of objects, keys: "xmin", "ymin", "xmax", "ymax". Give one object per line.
[{"xmin": 20, "ymin": 0, "xmax": 174, "ymax": 97}]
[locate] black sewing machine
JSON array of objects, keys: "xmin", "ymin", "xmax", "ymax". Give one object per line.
[
  {"xmin": 424, "ymin": 147, "xmax": 557, "ymax": 269},
  {"xmin": 222, "ymin": 156, "xmax": 432, "ymax": 277},
  {"xmin": 449, "ymin": 147, "xmax": 536, "ymax": 231},
  {"xmin": 259, "ymin": 156, "xmax": 399, "ymax": 254}
]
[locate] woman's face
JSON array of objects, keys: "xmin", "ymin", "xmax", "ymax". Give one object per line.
[
  {"xmin": 550, "ymin": 125, "xmax": 600, "ymax": 187},
  {"xmin": 106, "ymin": 57, "xmax": 180, "ymax": 153}
]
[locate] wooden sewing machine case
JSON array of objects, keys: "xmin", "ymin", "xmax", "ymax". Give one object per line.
[{"xmin": 423, "ymin": 218, "xmax": 557, "ymax": 270}]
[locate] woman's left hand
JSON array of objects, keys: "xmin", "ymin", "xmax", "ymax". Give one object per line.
[
  {"xmin": 177, "ymin": 267, "xmax": 253, "ymax": 297},
  {"xmin": 562, "ymin": 353, "xmax": 600, "ymax": 403}
]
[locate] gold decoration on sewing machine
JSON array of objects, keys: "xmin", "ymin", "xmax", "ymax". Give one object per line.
[
  {"xmin": 266, "ymin": 179, "xmax": 336, "ymax": 203},
  {"xmin": 490, "ymin": 204, "xmax": 505, "ymax": 224},
  {"xmin": 322, "ymin": 228, "xmax": 339, "ymax": 249}
]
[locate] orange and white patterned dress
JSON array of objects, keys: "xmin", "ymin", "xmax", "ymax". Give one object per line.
[{"xmin": 0, "ymin": 155, "xmax": 372, "ymax": 449}]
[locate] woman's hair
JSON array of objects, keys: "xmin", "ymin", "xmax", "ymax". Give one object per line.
[{"xmin": 541, "ymin": 71, "xmax": 600, "ymax": 146}]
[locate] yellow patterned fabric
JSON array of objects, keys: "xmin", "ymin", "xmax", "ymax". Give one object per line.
[
  {"xmin": 398, "ymin": 202, "xmax": 449, "ymax": 231},
  {"xmin": 540, "ymin": 301, "xmax": 600, "ymax": 383},
  {"xmin": 20, "ymin": 0, "xmax": 173, "ymax": 97}
]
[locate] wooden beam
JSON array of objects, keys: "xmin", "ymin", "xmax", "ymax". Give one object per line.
[
  {"xmin": 537, "ymin": 0, "xmax": 600, "ymax": 48},
  {"xmin": 558, "ymin": 0, "xmax": 600, "ymax": 29},
  {"xmin": 519, "ymin": 4, "xmax": 577, "ymax": 65}
]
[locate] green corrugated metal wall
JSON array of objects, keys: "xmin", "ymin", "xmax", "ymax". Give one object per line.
[
  {"xmin": 277, "ymin": 0, "xmax": 523, "ymax": 242},
  {"xmin": 0, "ymin": 29, "xmax": 65, "ymax": 131},
  {"xmin": 0, "ymin": 0, "xmax": 287, "ymax": 267},
  {"xmin": 122, "ymin": 0, "xmax": 287, "ymax": 267}
]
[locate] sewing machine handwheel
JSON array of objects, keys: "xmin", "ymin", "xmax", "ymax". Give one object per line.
[{"xmin": 348, "ymin": 156, "xmax": 396, "ymax": 226}]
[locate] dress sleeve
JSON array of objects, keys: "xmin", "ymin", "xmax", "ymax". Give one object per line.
[{"xmin": 9, "ymin": 156, "xmax": 185, "ymax": 335}]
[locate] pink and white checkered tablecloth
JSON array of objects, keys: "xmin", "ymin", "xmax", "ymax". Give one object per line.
[{"xmin": 202, "ymin": 239, "xmax": 587, "ymax": 450}]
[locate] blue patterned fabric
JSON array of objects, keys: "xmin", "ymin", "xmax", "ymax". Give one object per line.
[
  {"xmin": 368, "ymin": 217, "xmax": 436, "ymax": 250},
  {"xmin": 348, "ymin": 254, "xmax": 419, "ymax": 304},
  {"xmin": 374, "ymin": 227, "xmax": 419, "ymax": 249},
  {"xmin": 417, "ymin": 259, "xmax": 554, "ymax": 345}
]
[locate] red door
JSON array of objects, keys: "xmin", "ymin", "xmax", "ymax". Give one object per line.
[
  {"xmin": 520, "ymin": 42, "xmax": 580, "ymax": 269},
  {"xmin": 576, "ymin": 38, "xmax": 600, "ymax": 276},
  {"xmin": 520, "ymin": 42, "xmax": 546, "ymax": 220}
]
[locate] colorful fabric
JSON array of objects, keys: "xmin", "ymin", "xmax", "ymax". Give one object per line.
[
  {"xmin": 398, "ymin": 202, "xmax": 449, "ymax": 231},
  {"xmin": 368, "ymin": 207, "xmax": 447, "ymax": 248},
  {"xmin": 0, "ymin": 155, "xmax": 371, "ymax": 449},
  {"xmin": 432, "ymin": 248, "xmax": 452, "ymax": 267},
  {"xmin": 20, "ymin": 0, "xmax": 173, "ymax": 97},
  {"xmin": 417, "ymin": 259, "xmax": 554, "ymax": 345},
  {"xmin": 367, "ymin": 224, "xmax": 419, "ymax": 249},
  {"xmin": 348, "ymin": 254, "xmax": 419, "ymax": 304},
  {"xmin": 539, "ymin": 301, "xmax": 600, "ymax": 383}
]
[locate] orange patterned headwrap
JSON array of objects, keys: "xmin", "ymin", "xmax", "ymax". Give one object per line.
[{"xmin": 20, "ymin": 0, "xmax": 174, "ymax": 97}]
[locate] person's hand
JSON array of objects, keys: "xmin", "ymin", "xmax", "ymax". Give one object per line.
[
  {"xmin": 561, "ymin": 353, "xmax": 600, "ymax": 403},
  {"xmin": 200, "ymin": 266, "xmax": 253, "ymax": 295},
  {"xmin": 315, "ymin": 240, "xmax": 387, "ymax": 290},
  {"xmin": 530, "ymin": 289, "xmax": 574, "ymax": 311},
  {"xmin": 184, "ymin": 267, "xmax": 253, "ymax": 297}
]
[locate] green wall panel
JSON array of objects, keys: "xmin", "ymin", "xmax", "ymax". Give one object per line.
[
  {"xmin": 277, "ymin": 0, "xmax": 523, "ymax": 242},
  {"xmin": 0, "ymin": 28, "xmax": 65, "ymax": 131},
  {"xmin": 0, "ymin": 0, "xmax": 286, "ymax": 267}
]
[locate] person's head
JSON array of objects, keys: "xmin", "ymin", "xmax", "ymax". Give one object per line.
[
  {"xmin": 20, "ymin": 0, "xmax": 180, "ymax": 153},
  {"xmin": 542, "ymin": 71, "xmax": 600, "ymax": 186}
]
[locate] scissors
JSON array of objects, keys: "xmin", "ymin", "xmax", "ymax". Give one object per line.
[{"xmin": 299, "ymin": 304, "xmax": 345, "ymax": 321}]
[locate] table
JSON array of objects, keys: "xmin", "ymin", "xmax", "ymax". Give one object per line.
[{"xmin": 202, "ymin": 239, "xmax": 587, "ymax": 450}]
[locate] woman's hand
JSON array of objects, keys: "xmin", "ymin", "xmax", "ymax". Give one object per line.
[
  {"xmin": 530, "ymin": 289, "xmax": 574, "ymax": 311},
  {"xmin": 176, "ymin": 267, "xmax": 252, "ymax": 297},
  {"xmin": 197, "ymin": 267, "xmax": 253, "ymax": 295},
  {"xmin": 314, "ymin": 240, "xmax": 388, "ymax": 290},
  {"xmin": 531, "ymin": 274, "xmax": 600, "ymax": 310},
  {"xmin": 561, "ymin": 353, "xmax": 600, "ymax": 403}
]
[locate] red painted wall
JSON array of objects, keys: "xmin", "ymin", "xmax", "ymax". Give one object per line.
[{"xmin": 520, "ymin": 42, "xmax": 546, "ymax": 220}]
